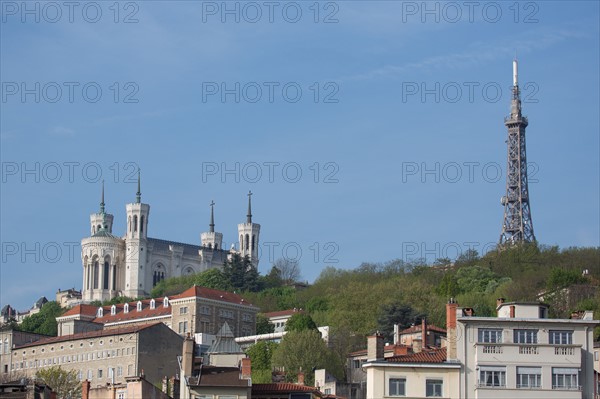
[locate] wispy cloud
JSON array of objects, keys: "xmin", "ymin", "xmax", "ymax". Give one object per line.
[{"xmin": 344, "ymin": 28, "xmax": 586, "ymax": 82}]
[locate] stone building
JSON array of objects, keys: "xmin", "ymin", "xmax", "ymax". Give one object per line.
[
  {"xmin": 81, "ymin": 178, "xmax": 261, "ymax": 302},
  {"xmin": 56, "ymin": 285, "xmax": 259, "ymax": 338},
  {"xmin": 0, "ymin": 329, "xmax": 47, "ymax": 378},
  {"xmin": 7, "ymin": 323, "xmax": 182, "ymax": 386}
]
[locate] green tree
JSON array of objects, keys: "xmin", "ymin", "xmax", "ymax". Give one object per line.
[
  {"xmin": 19, "ymin": 302, "xmax": 64, "ymax": 336},
  {"xmin": 246, "ymin": 341, "xmax": 278, "ymax": 369},
  {"xmin": 285, "ymin": 313, "xmax": 317, "ymax": 332},
  {"xmin": 193, "ymin": 268, "xmax": 233, "ymax": 291},
  {"xmin": 223, "ymin": 254, "xmax": 260, "ymax": 292},
  {"xmin": 256, "ymin": 314, "xmax": 275, "ymax": 334},
  {"xmin": 546, "ymin": 268, "xmax": 587, "ymax": 290},
  {"xmin": 36, "ymin": 366, "xmax": 81, "ymax": 399},
  {"xmin": 376, "ymin": 303, "xmax": 425, "ymax": 343},
  {"xmin": 272, "ymin": 329, "xmax": 343, "ymax": 386}
]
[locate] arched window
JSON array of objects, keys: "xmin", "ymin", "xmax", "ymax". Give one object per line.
[
  {"xmin": 140, "ymin": 215, "xmax": 144, "ymax": 233},
  {"xmin": 110, "ymin": 305, "xmax": 116, "ymax": 316},
  {"xmin": 92, "ymin": 226, "xmax": 96, "ymax": 234},
  {"xmin": 128, "ymin": 216, "xmax": 132, "ymax": 232},
  {"xmin": 111, "ymin": 264, "xmax": 116, "ymax": 291},
  {"xmin": 93, "ymin": 259, "xmax": 99, "ymax": 289},
  {"xmin": 240, "ymin": 235, "xmax": 243, "ymax": 250},
  {"xmin": 97, "ymin": 224, "xmax": 101, "ymax": 232},
  {"xmin": 153, "ymin": 264, "xmax": 165, "ymax": 287},
  {"xmin": 245, "ymin": 234, "xmax": 249, "ymax": 251},
  {"xmin": 252, "ymin": 234, "xmax": 256, "ymax": 251},
  {"xmin": 214, "ymin": 243, "xmax": 218, "ymax": 250},
  {"xmin": 133, "ymin": 215, "xmax": 138, "ymax": 232},
  {"xmin": 208, "ymin": 243, "xmax": 212, "ymax": 249},
  {"xmin": 163, "ymin": 297, "xmax": 169, "ymax": 307},
  {"xmin": 150, "ymin": 299, "xmax": 156, "ymax": 309},
  {"xmin": 124, "ymin": 303, "xmax": 129, "ymax": 313},
  {"xmin": 136, "ymin": 301, "xmax": 142, "ymax": 312},
  {"xmin": 97, "ymin": 308, "xmax": 103, "ymax": 317},
  {"xmin": 103, "ymin": 257, "xmax": 110, "ymax": 290}
]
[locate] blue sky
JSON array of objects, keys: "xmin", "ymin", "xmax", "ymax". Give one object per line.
[{"xmin": 1, "ymin": 1, "xmax": 599, "ymax": 310}]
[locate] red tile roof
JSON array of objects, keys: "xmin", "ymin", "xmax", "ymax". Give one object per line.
[
  {"xmin": 399, "ymin": 324, "xmax": 446, "ymax": 335},
  {"xmin": 171, "ymin": 285, "xmax": 254, "ymax": 307},
  {"xmin": 93, "ymin": 299, "xmax": 171, "ymax": 324},
  {"xmin": 252, "ymin": 383, "xmax": 321, "ymax": 394},
  {"xmin": 263, "ymin": 309, "xmax": 304, "ymax": 318},
  {"xmin": 60, "ymin": 285, "xmax": 255, "ymax": 325},
  {"xmin": 349, "ymin": 344, "xmax": 409, "ymax": 357},
  {"xmin": 14, "ymin": 323, "xmax": 160, "ymax": 349},
  {"xmin": 59, "ymin": 304, "xmax": 98, "ymax": 318},
  {"xmin": 387, "ymin": 347, "xmax": 447, "ymax": 363}
]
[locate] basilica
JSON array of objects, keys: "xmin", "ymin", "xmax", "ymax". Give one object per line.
[{"xmin": 81, "ymin": 174, "xmax": 260, "ymax": 302}]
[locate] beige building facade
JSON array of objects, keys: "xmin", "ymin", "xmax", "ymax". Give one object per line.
[{"xmin": 6, "ymin": 323, "xmax": 182, "ymax": 386}]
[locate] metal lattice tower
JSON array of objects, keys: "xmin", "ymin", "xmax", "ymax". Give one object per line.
[{"xmin": 499, "ymin": 59, "xmax": 536, "ymax": 245}]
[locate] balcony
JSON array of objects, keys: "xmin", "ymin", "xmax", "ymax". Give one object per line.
[{"xmin": 476, "ymin": 344, "xmax": 580, "ymax": 364}]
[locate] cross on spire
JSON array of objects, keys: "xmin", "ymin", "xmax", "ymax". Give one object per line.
[
  {"xmin": 100, "ymin": 180, "xmax": 105, "ymax": 214},
  {"xmin": 136, "ymin": 169, "xmax": 141, "ymax": 203},
  {"xmin": 209, "ymin": 200, "xmax": 215, "ymax": 233},
  {"xmin": 247, "ymin": 191, "xmax": 253, "ymax": 223}
]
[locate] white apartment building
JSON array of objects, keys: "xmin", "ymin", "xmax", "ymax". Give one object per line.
[{"xmin": 448, "ymin": 299, "xmax": 599, "ymax": 399}]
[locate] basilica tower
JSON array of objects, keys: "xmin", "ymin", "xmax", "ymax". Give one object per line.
[
  {"xmin": 238, "ymin": 191, "xmax": 260, "ymax": 268},
  {"xmin": 201, "ymin": 201, "xmax": 223, "ymax": 250},
  {"xmin": 124, "ymin": 171, "xmax": 150, "ymax": 297}
]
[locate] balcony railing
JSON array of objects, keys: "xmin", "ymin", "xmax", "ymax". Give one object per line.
[
  {"xmin": 555, "ymin": 346, "xmax": 575, "ymax": 355},
  {"xmin": 518, "ymin": 346, "xmax": 538, "ymax": 355},
  {"xmin": 551, "ymin": 385, "xmax": 582, "ymax": 391},
  {"xmin": 482, "ymin": 345, "xmax": 503, "ymax": 354}
]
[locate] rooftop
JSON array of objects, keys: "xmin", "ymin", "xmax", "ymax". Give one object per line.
[{"xmin": 14, "ymin": 323, "xmax": 160, "ymax": 349}]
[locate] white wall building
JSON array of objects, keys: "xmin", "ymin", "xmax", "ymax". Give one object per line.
[
  {"xmin": 81, "ymin": 178, "xmax": 260, "ymax": 302},
  {"xmin": 448, "ymin": 299, "xmax": 599, "ymax": 399}
]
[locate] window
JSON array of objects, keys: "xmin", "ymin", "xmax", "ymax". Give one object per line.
[
  {"xmin": 178, "ymin": 321, "xmax": 188, "ymax": 334},
  {"xmin": 549, "ymin": 330, "xmax": 573, "ymax": 345},
  {"xmin": 136, "ymin": 301, "xmax": 142, "ymax": 312},
  {"xmin": 111, "ymin": 305, "xmax": 116, "ymax": 316},
  {"xmin": 98, "ymin": 369, "xmax": 103, "ymax": 378},
  {"xmin": 389, "ymin": 378, "xmax": 406, "ymax": 396},
  {"xmin": 117, "ymin": 366, "xmax": 123, "ymax": 377},
  {"xmin": 219, "ymin": 309, "xmax": 234, "ymax": 319},
  {"xmin": 150, "ymin": 299, "xmax": 156, "ymax": 309},
  {"xmin": 117, "ymin": 392, "xmax": 125, "ymax": 399},
  {"xmin": 479, "ymin": 366, "xmax": 506, "ymax": 387},
  {"xmin": 78, "ymin": 370, "xmax": 83, "ymax": 381},
  {"xmin": 180, "ymin": 307, "xmax": 188, "ymax": 315},
  {"xmin": 88, "ymin": 370, "xmax": 93, "ymax": 380},
  {"xmin": 478, "ymin": 329, "xmax": 502, "ymax": 343},
  {"xmin": 124, "ymin": 303, "xmax": 129, "ymax": 313},
  {"xmin": 242, "ymin": 313, "xmax": 252, "ymax": 322},
  {"xmin": 552, "ymin": 367, "xmax": 578, "ymax": 390},
  {"xmin": 517, "ymin": 367, "xmax": 541, "ymax": 388},
  {"xmin": 97, "ymin": 307, "xmax": 103, "ymax": 317},
  {"xmin": 426, "ymin": 379, "xmax": 443, "ymax": 397},
  {"xmin": 200, "ymin": 306, "xmax": 211, "ymax": 315},
  {"xmin": 514, "ymin": 329, "xmax": 537, "ymax": 344},
  {"xmin": 163, "ymin": 297, "xmax": 169, "ymax": 307}
]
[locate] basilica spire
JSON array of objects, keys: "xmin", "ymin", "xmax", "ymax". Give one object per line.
[
  {"xmin": 136, "ymin": 169, "xmax": 141, "ymax": 203},
  {"xmin": 100, "ymin": 180, "xmax": 105, "ymax": 214},
  {"xmin": 246, "ymin": 191, "xmax": 252, "ymax": 223},
  {"xmin": 209, "ymin": 200, "xmax": 215, "ymax": 233}
]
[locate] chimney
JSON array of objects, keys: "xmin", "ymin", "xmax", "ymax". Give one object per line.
[
  {"xmin": 509, "ymin": 305, "xmax": 516, "ymax": 318},
  {"xmin": 241, "ymin": 358, "xmax": 252, "ymax": 380},
  {"xmin": 297, "ymin": 371, "xmax": 305, "ymax": 386},
  {"xmin": 496, "ymin": 298, "xmax": 505, "ymax": 308},
  {"xmin": 421, "ymin": 319, "xmax": 427, "ymax": 347},
  {"xmin": 446, "ymin": 299, "xmax": 458, "ymax": 360},
  {"xmin": 393, "ymin": 345, "xmax": 408, "ymax": 356},
  {"xmin": 82, "ymin": 380, "xmax": 90, "ymax": 399},
  {"xmin": 412, "ymin": 338, "xmax": 423, "ymax": 353},
  {"xmin": 182, "ymin": 334, "xmax": 195, "ymax": 379},
  {"xmin": 367, "ymin": 332, "xmax": 384, "ymax": 361}
]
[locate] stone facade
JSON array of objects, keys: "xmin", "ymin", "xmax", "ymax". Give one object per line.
[
  {"xmin": 56, "ymin": 286, "xmax": 258, "ymax": 338},
  {"xmin": 6, "ymin": 323, "xmax": 182, "ymax": 386},
  {"xmin": 82, "ymin": 183, "xmax": 260, "ymax": 302}
]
